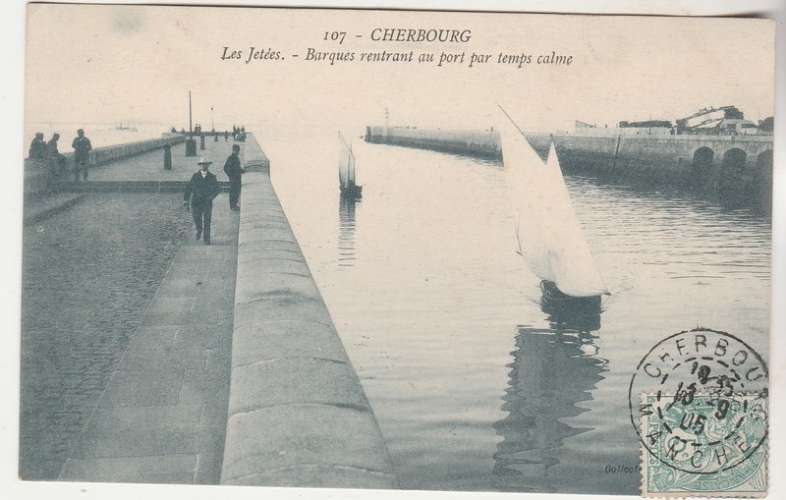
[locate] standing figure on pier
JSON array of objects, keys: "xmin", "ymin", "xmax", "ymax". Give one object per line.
[
  {"xmin": 184, "ymin": 157, "xmax": 220, "ymax": 245},
  {"xmin": 46, "ymin": 133, "xmax": 66, "ymax": 177},
  {"xmin": 71, "ymin": 129, "xmax": 92, "ymax": 181},
  {"xmin": 28, "ymin": 132, "xmax": 46, "ymax": 160},
  {"xmin": 223, "ymin": 144, "xmax": 245, "ymax": 211}
]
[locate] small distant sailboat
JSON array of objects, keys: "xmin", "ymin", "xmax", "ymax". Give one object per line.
[
  {"xmin": 498, "ymin": 106, "xmax": 608, "ymax": 307},
  {"xmin": 115, "ymin": 121, "xmax": 138, "ymax": 132},
  {"xmin": 338, "ymin": 131, "xmax": 363, "ymax": 198}
]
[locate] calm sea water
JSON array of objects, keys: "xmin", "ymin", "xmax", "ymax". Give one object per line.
[{"xmin": 260, "ymin": 129, "xmax": 770, "ymax": 494}]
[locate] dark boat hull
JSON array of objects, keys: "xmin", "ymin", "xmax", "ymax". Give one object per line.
[
  {"xmin": 540, "ymin": 280, "xmax": 601, "ymax": 309},
  {"xmin": 340, "ymin": 183, "xmax": 363, "ymax": 199}
]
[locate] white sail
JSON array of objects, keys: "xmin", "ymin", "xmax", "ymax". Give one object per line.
[
  {"xmin": 348, "ymin": 144, "xmax": 356, "ymax": 185},
  {"xmin": 338, "ymin": 132, "xmax": 356, "ymax": 190},
  {"xmin": 542, "ymin": 143, "xmax": 608, "ymax": 297},
  {"xmin": 498, "ymin": 117, "xmax": 555, "ymax": 282},
  {"xmin": 499, "ymin": 110, "xmax": 607, "ymax": 297}
]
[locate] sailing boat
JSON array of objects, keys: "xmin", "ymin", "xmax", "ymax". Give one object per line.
[
  {"xmin": 498, "ymin": 107, "xmax": 608, "ymax": 306},
  {"xmin": 338, "ymin": 131, "xmax": 362, "ymax": 198},
  {"xmin": 115, "ymin": 121, "xmax": 138, "ymax": 132}
]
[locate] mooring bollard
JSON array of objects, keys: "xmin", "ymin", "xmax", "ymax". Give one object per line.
[
  {"xmin": 200, "ymin": 133, "xmax": 206, "ymax": 150},
  {"xmin": 163, "ymin": 145, "xmax": 172, "ymax": 170},
  {"xmin": 185, "ymin": 136, "xmax": 197, "ymax": 157}
]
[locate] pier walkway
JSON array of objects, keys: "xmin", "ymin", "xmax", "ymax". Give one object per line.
[
  {"xmin": 82, "ymin": 136, "xmax": 243, "ymax": 184},
  {"xmin": 58, "ymin": 200, "xmax": 238, "ymax": 483},
  {"xmin": 56, "ymin": 138, "xmax": 242, "ymax": 483},
  {"xmin": 27, "ymin": 133, "xmax": 394, "ymax": 487}
]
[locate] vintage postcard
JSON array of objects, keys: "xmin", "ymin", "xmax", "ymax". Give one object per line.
[{"xmin": 19, "ymin": 3, "xmax": 774, "ymax": 498}]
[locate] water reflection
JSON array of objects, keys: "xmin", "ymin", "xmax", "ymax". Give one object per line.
[
  {"xmin": 492, "ymin": 301, "xmax": 607, "ymax": 492},
  {"xmin": 338, "ymin": 194, "xmax": 359, "ymax": 267}
]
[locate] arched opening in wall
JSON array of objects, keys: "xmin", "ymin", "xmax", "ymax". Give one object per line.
[
  {"xmin": 718, "ymin": 148, "xmax": 748, "ymax": 207},
  {"xmin": 754, "ymin": 150, "xmax": 773, "ymax": 213},
  {"xmin": 691, "ymin": 146, "xmax": 714, "ymax": 187}
]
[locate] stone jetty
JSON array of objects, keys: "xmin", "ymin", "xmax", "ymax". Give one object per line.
[{"xmin": 22, "ymin": 132, "xmax": 395, "ymax": 487}]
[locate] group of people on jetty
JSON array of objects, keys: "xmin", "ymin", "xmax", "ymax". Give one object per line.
[
  {"xmin": 27, "ymin": 129, "xmax": 93, "ymax": 181},
  {"xmin": 29, "ymin": 125, "xmax": 247, "ymax": 247},
  {"xmin": 169, "ymin": 124, "xmax": 247, "ymax": 142}
]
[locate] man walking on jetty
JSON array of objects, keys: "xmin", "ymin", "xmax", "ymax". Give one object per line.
[
  {"xmin": 71, "ymin": 129, "xmax": 92, "ymax": 181},
  {"xmin": 223, "ymin": 144, "xmax": 245, "ymax": 211},
  {"xmin": 184, "ymin": 157, "xmax": 220, "ymax": 245}
]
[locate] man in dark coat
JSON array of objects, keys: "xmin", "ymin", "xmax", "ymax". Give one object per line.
[
  {"xmin": 184, "ymin": 157, "xmax": 220, "ymax": 244},
  {"xmin": 46, "ymin": 133, "xmax": 67, "ymax": 177},
  {"xmin": 223, "ymin": 144, "xmax": 245, "ymax": 211},
  {"xmin": 72, "ymin": 128, "xmax": 92, "ymax": 181},
  {"xmin": 28, "ymin": 133, "xmax": 46, "ymax": 160}
]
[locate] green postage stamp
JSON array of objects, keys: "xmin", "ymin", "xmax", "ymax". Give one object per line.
[{"xmin": 640, "ymin": 392, "xmax": 768, "ymax": 497}]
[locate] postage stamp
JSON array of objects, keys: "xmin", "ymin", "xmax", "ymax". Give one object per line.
[
  {"xmin": 628, "ymin": 328, "xmax": 769, "ymax": 497},
  {"xmin": 640, "ymin": 392, "xmax": 768, "ymax": 497}
]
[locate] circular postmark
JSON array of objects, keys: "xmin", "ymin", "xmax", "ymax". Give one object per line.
[{"xmin": 628, "ymin": 328, "xmax": 768, "ymax": 476}]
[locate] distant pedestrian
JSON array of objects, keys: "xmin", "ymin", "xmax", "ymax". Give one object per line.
[
  {"xmin": 28, "ymin": 133, "xmax": 46, "ymax": 160},
  {"xmin": 223, "ymin": 144, "xmax": 245, "ymax": 211},
  {"xmin": 184, "ymin": 157, "xmax": 220, "ymax": 244},
  {"xmin": 46, "ymin": 133, "xmax": 67, "ymax": 177},
  {"xmin": 72, "ymin": 129, "xmax": 92, "ymax": 181},
  {"xmin": 224, "ymin": 130, "xmax": 229, "ymax": 141}
]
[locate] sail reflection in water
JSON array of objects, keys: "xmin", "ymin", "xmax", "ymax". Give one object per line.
[
  {"xmin": 337, "ymin": 195, "xmax": 359, "ymax": 267},
  {"xmin": 493, "ymin": 301, "xmax": 607, "ymax": 492}
]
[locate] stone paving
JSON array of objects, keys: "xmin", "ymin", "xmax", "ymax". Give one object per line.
[
  {"xmin": 23, "ymin": 193, "xmax": 85, "ymax": 225},
  {"xmin": 21, "ymin": 137, "xmax": 245, "ymax": 483},
  {"xmin": 88, "ymin": 136, "xmax": 244, "ymax": 183},
  {"xmin": 58, "ymin": 193, "xmax": 240, "ymax": 484},
  {"xmin": 20, "ymin": 193, "xmax": 192, "ymax": 479}
]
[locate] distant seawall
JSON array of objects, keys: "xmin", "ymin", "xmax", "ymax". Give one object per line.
[
  {"xmin": 365, "ymin": 126, "xmax": 774, "ymax": 210},
  {"xmin": 365, "ymin": 125, "xmax": 499, "ymax": 158},
  {"xmin": 220, "ymin": 133, "xmax": 396, "ymax": 488},
  {"xmin": 25, "ymin": 134, "xmax": 186, "ymax": 195}
]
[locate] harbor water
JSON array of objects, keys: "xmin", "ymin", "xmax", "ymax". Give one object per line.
[{"xmin": 263, "ymin": 128, "xmax": 770, "ymax": 494}]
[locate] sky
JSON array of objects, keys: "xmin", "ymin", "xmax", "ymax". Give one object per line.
[{"xmin": 25, "ymin": 4, "xmax": 775, "ymax": 133}]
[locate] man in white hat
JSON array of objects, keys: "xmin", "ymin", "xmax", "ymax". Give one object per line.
[{"xmin": 184, "ymin": 157, "xmax": 220, "ymax": 244}]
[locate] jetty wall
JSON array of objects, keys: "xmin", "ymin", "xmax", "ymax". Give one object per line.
[
  {"xmin": 366, "ymin": 125, "xmax": 500, "ymax": 158},
  {"xmin": 220, "ymin": 134, "xmax": 396, "ymax": 488},
  {"xmin": 365, "ymin": 126, "xmax": 774, "ymax": 210},
  {"xmin": 24, "ymin": 134, "xmax": 186, "ymax": 195}
]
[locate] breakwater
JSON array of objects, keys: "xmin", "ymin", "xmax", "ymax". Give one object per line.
[
  {"xmin": 220, "ymin": 133, "xmax": 395, "ymax": 488},
  {"xmin": 364, "ymin": 126, "xmax": 774, "ymax": 211},
  {"xmin": 365, "ymin": 126, "xmax": 499, "ymax": 158},
  {"xmin": 25, "ymin": 134, "xmax": 186, "ymax": 195},
  {"xmin": 25, "ymin": 133, "xmax": 394, "ymax": 486}
]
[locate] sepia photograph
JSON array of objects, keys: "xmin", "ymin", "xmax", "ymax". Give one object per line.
[{"xmin": 8, "ymin": 1, "xmax": 783, "ymax": 499}]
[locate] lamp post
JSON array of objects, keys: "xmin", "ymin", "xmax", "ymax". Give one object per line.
[{"xmin": 185, "ymin": 90, "xmax": 197, "ymax": 157}]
